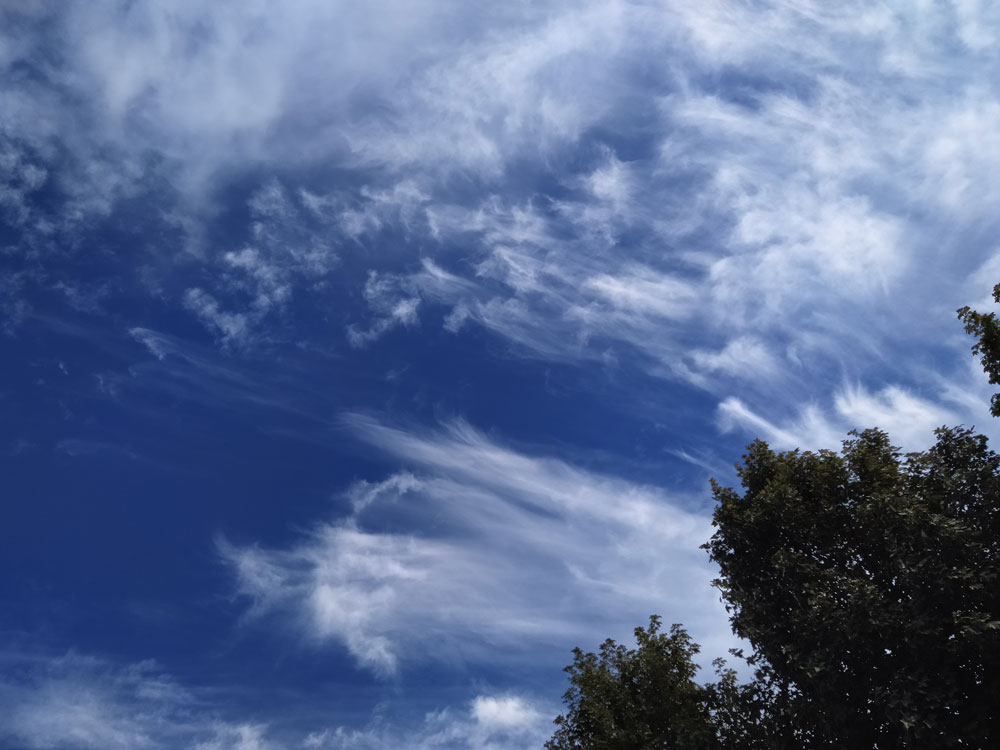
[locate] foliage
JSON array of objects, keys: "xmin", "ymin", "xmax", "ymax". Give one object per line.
[
  {"xmin": 706, "ymin": 426, "xmax": 1000, "ymax": 747},
  {"xmin": 545, "ymin": 616, "xmax": 717, "ymax": 750},
  {"xmin": 702, "ymin": 659, "xmax": 797, "ymax": 750},
  {"xmin": 958, "ymin": 283, "xmax": 1000, "ymax": 416}
]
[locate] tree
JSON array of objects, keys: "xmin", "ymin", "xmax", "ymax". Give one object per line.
[
  {"xmin": 703, "ymin": 658, "xmax": 797, "ymax": 750},
  {"xmin": 546, "ymin": 616, "xmax": 717, "ymax": 750},
  {"xmin": 705, "ymin": 426, "xmax": 1000, "ymax": 747},
  {"xmin": 958, "ymin": 283, "xmax": 1000, "ymax": 417}
]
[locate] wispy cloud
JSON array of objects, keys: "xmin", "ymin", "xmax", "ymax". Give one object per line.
[
  {"xmin": 55, "ymin": 438, "xmax": 140, "ymax": 461},
  {"xmin": 300, "ymin": 693, "xmax": 552, "ymax": 750},
  {"xmin": 124, "ymin": 326, "xmax": 332, "ymax": 421},
  {"xmin": 0, "ymin": 650, "xmax": 209, "ymax": 749},
  {"xmin": 718, "ymin": 372, "xmax": 998, "ymax": 453},
  {"xmin": 220, "ymin": 415, "xmax": 734, "ymax": 676},
  {"xmin": 305, "ymin": 0, "xmax": 1000, "ymax": 441},
  {"xmin": 8, "ymin": 0, "xmax": 1000, "ymax": 419},
  {"xmin": 0, "ymin": 648, "xmax": 548, "ymax": 750},
  {"xmin": 346, "ymin": 272, "xmax": 421, "ymax": 348}
]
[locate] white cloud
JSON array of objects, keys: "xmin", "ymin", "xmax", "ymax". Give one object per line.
[
  {"xmin": 13, "ymin": 0, "xmax": 1000, "ymax": 480},
  {"xmin": 220, "ymin": 415, "xmax": 735, "ymax": 677},
  {"xmin": 11, "ymin": 0, "xmax": 1000, "ymax": 421},
  {"xmin": 346, "ymin": 473, "xmax": 423, "ymax": 513},
  {"xmin": 309, "ymin": 1, "xmax": 1000, "ymax": 433},
  {"xmin": 584, "ymin": 266, "xmax": 697, "ymax": 321},
  {"xmin": 178, "ymin": 181, "xmax": 340, "ymax": 345},
  {"xmin": 183, "ymin": 288, "xmax": 252, "ymax": 348},
  {"xmin": 470, "ymin": 695, "xmax": 542, "ymax": 730},
  {"xmin": 299, "ymin": 692, "xmax": 552, "ymax": 750},
  {"xmin": 129, "ymin": 327, "xmax": 174, "ymax": 360},
  {"xmin": 342, "ymin": 1, "xmax": 632, "ymax": 177},
  {"xmin": 921, "ymin": 92, "xmax": 1000, "ymax": 213},
  {"xmin": 347, "ymin": 271, "xmax": 422, "ymax": 348},
  {"xmin": 688, "ymin": 338, "xmax": 778, "ymax": 381},
  {"xmin": 0, "ymin": 651, "xmax": 202, "ymax": 749},
  {"xmin": 328, "ymin": 181, "xmax": 432, "ymax": 242},
  {"xmin": 717, "ymin": 397, "xmax": 817, "ymax": 452},
  {"xmin": 718, "ymin": 375, "xmax": 999, "ymax": 453},
  {"xmin": 0, "ymin": 649, "xmax": 549, "ymax": 750},
  {"xmin": 0, "ymin": 0, "xmax": 641, "ymax": 222},
  {"xmin": 710, "ymin": 185, "xmax": 905, "ymax": 320},
  {"xmin": 952, "ymin": 0, "xmax": 997, "ymax": 50}
]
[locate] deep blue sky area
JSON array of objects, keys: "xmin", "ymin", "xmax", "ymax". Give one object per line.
[{"xmin": 4, "ymin": 2, "xmax": 1000, "ymax": 749}]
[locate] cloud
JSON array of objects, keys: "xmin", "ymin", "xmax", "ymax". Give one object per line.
[
  {"xmin": 470, "ymin": 695, "xmax": 542, "ymax": 730},
  {"xmin": 0, "ymin": 648, "xmax": 549, "ymax": 750},
  {"xmin": 0, "ymin": 651, "xmax": 202, "ymax": 749},
  {"xmin": 55, "ymin": 439, "xmax": 140, "ymax": 461},
  {"xmin": 0, "ymin": 136, "xmax": 48, "ymax": 227},
  {"xmin": 342, "ymin": 1, "xmax": 633, "ymax": 177},
  {"xmin": 583, "ymin": 266, "xmax": 698, "ymax": 321},
  {"xmin": 342, "ymin": 4, "xmax": 1000, "ymax": 389},
  {"xmin": 183, "ymin": 288, "xmax": 253, "ymax": 348},
  {"xmin": 346, "ymin": 272, "xmax": 421, "ymax": 348},
  {"xmin": 702, "ymin": 338, "xmax": 778, "ymax": 375},
  {"xmin": 345, "ymin": 473, "xmax": 423, "ymax": 513},
  {"xmin": 0, "ymin": 270, "xmax": 31, "ymax": 335},
  {"xmin": 220, "ymin": 415, "xmax": 734, "ymax": 677},
  {"xmin": 0, "ymin": 0, "xmax": 636, "ymax": 222},
  {"xmin": 9, "ymin": 0, "xmax": 1000, "ymax": 421},
  {"xmin": 718, "ymin": 374, "xmax": 998, "ymax": 453},
  {"xmin": 833, "ymin": 383, "xmax": 964, "ymax": 447},
  {"xmin": 717, "ymin": 396, "xmax": 844, "ymax": 453},
  {"xmin": 177, "ymin": 181, "xmax": 340, "ymax": 346},
  {"xmin": 124, "ymin": 326, "xmax": 334, "ymax": 424},
  {"xmin": 300, "ymin": 692, "xmax": 552, "ymax": 750}
]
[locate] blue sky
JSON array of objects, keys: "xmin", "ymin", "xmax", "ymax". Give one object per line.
[{"xmin": 4, "ymin": 1, "xmax": 1000, "ymax": 747}]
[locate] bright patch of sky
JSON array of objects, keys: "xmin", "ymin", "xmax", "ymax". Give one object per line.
[{"xmin": 3, "ymin": 1, "xmax": 1000, "ymax": 747}]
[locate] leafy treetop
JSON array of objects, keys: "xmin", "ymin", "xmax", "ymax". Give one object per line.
[{"xmin": 958, "ymin": 283, "xmax": 1000, "ymax": 416}]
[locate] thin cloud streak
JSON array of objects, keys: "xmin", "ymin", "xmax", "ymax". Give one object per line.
[
  {"xmin": 718, "ymin": 375, "xmax": 999, "ymax": 453},
  {"xmin": 220, "ymin": 415, "xmax": 734, "ymax": 677}
]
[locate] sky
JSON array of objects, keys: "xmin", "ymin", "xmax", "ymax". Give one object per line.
[{"xmin": 3, "ymin": 1, "xmax": 1000, "ymax": 748}]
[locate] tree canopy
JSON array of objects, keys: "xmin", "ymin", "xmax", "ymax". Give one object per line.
[
  {"xmin": 548, "ymin": 291, "xmax": 1000, "ymax": 749},
  {"xmin": 707, "ymin": 426, "xmax": 1000, "ymax": 747},
  {"xmin": 545, "ymin": 616, "xmax": 716, "ymax": 750}
]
